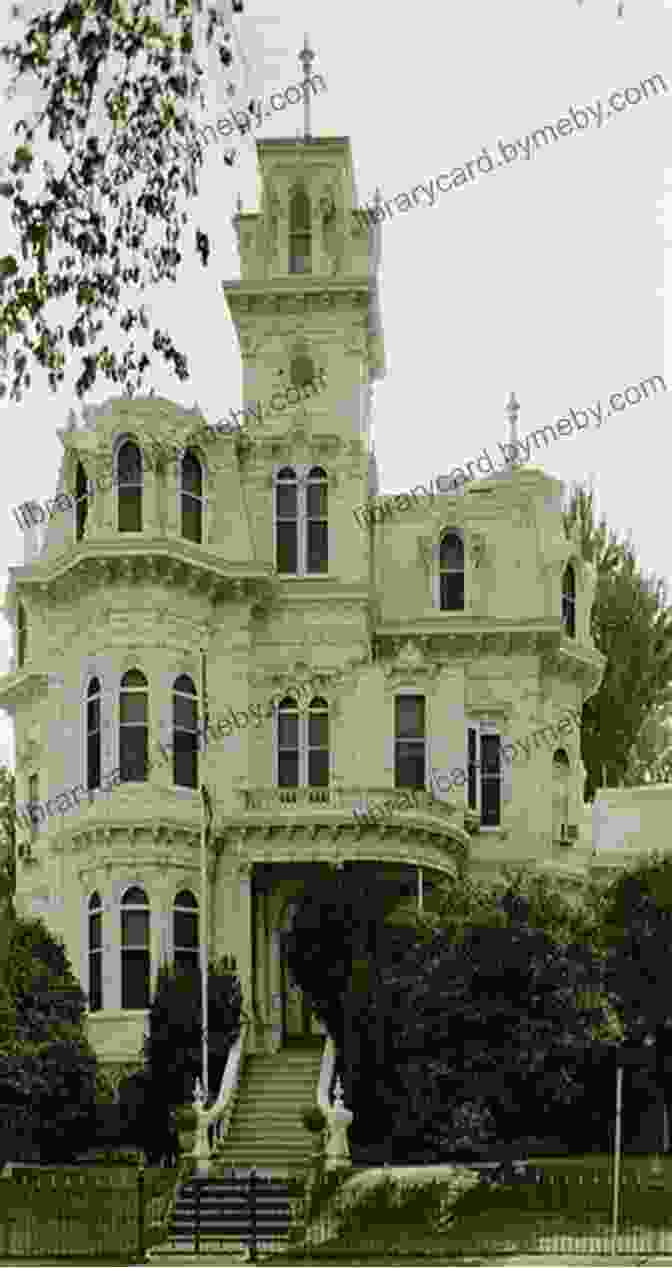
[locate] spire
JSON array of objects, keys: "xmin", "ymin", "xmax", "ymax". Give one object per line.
[
  {"xmin": 505, "ymin": 390, "xmax": 520, "ymax": 451},
  {"xmin": 299, "ymin": 34, "xmax": 315, "ymax": 141}
]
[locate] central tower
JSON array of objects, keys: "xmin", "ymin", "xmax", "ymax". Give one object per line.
[{"xmin": 222, "ymin": 39, "xmax": 386, "ymax": 580}]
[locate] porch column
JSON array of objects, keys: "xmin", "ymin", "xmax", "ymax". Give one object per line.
[
  {"xmin": 255, "ymin": 890, "xmax": 270, "ymax": 1052},
  {"xmin": 220, "ymin": 857, "xmax": 256, "ymax": 1052},
  {"xmin": 270, "ymin": 929, "xmax": 283, "ymax": 1052}
]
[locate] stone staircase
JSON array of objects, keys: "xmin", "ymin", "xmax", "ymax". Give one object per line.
[
  {"xmin": 153, "ymin": 1172, "xmax": 292, "ymax": 1258},
  {"xmin": 211, "ymin": 1041, "xmax": 323, "ymax": 1173}
]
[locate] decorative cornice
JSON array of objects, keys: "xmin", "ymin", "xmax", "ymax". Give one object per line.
[
  {"xmin": 214, "ymin": 824, "xmax": 465, "ymax": 878},
  {"xmin": 11, "ymin": 546, "xmax": 277, "ymax": 614}
]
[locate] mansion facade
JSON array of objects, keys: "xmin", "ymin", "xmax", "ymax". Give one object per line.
[{"xmin": 1, "ymin": 96, "xmax": 665, "ymax": 1088}]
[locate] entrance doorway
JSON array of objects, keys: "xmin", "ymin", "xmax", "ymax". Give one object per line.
[{"xmin": 279, "ymin": 899, "xmax": 320, "ymax": 1044}]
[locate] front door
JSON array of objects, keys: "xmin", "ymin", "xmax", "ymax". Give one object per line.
[
  {"xmin": 280, "ymin": 899, "xmax": 320, "ymax": 1042},
  {"xmin": 281, "ymin": 954, "xmax": 313, "ymax": 1040}
]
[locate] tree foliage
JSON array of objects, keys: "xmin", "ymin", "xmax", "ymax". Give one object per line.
[
  {"xmin": 145, "ymin": 956, "xmax": 243, "ymax": 1106},
  {"xmin": 563, "ymin": 482, "xmax": 672, "ymax": 799},
  {"xmin": 0, "ymin": 765, "xmax": 18, "ymax": 980},
  {"xmin": 0, "ymin": 0, "xmax": 249, "ymax": 402},
  {"xmin": 382, "ymin": 894, "xmax": 620, "ymax": 1160},
  {"xmin": 0, "ymin": 915, "xmax": 97, "ymax": 1163}
]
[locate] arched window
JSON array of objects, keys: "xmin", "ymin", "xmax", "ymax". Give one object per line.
[
  {"xmin": 117, "ymin": 440, "xmax": 143, "ymax": 533},
  {"xmin": 277, "ymin": 696, "xmax": 299, "ymax": 787},
  {"xmin": 87, "ymin": 676, "xmax": 102, "ymax": 791},
  {"xmin": 173, "ymin": 674, "xmax": 198, "ymax": 789},
  {"xmin": 275, "ymin": 466, "xmax": 329, "ymax": 576},
  {"xmin": 290, "ymin": 354, "xmax": 315, "ymax": 390},
  {"xmin": 553, "ymin": 748, "xmax": 571, "ymax": 843},
  {"xmin": 121, "ymin": 885, "xmax": 150, "ymax": 1009},
  {"xmin": 306, "ymin": 467, "xmax": 328, "ymax": 573},
  {"xmin": 562, "ymin": 564, "xmax": 576, "ymax": 638},
  {"xmin": 308, "ymin": 696, "xmax": 329, "ymax": 788},
  {"xmin": 16, "ymin": 602, "xmax": 27, "ymax": 668},
  {"xmin": 173, "ymin": 890, "xmax": 199, "ymax": 975},
  {"xmin": 276, "ymin": 696, "xmax": 330, "ymax": 793},
  {"xmin": 439, "ymin": 531, "xmax": 465, "ymax": 611},
  {"xmin": 275, "ymin": 468, "xmax": 298, "ymax": 574},
  {"xmin": 88, "ymin": 891, "xmax": 103, "ymax": 1012},
  {"xmin": 181, "ymin": 450, "xmax": 204, "ymax": 544},
  {"xmin": 75, "ymin": 461, "xmax": 89, "ymax": 542},
  {"xmin": 120, "ymin": 669, "xmax": 148, "ymax": 782},
  {"xmin": 289, "ymin": 187, "xmax": 311, "ymax": 274}
]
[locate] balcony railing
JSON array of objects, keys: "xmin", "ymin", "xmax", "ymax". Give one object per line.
[{"xmin": 237, "ymin": 785, "xmax": 464, "ymax": 827}]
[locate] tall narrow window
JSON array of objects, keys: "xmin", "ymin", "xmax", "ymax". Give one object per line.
[
  {"xmin": 467, "ymin": 727, "xmax": 502, "ymax": 827},
  {"xmin": 480, "ymin": 734, "xmax": 501, "ymax": 827},
  {"xmin": 306, "ymin": 467, "xmax": 328, "ymax": 573},
  {"xmin": 308, "ymin": 697, "xmax": 329, "ymax": 788},
  {"xmin": 173, "ymin": 890, "xmax": 199, "ymax": 975},
  {"xmin": 120, "ymin": 669, "xmax": 148, "ymax": 782},
  {"xmin": 88, "ymin": 891, "xmax": 103, "ymax": 1012},
  {"xmin": 75, "ymin": 461, "xmax": 89, "ymax": 542},
  {"xmin": 121, "ymin": 886, "xmax": 150, "ymax": 1009},
  {"xmin": 276, "ymin": 468, "xmax": 298, "ymax": 574},
  {"xmin": 117, "ymin": 440, "xmax": 142, "ymax": 532},
  {"xmin": 467, "ymin": 727, "xmax": 478, "ymax": 811},
  {"xmin": 562, "ymin": 564, "xmax": 576, "ymax": 638},
  {"xmin": 275, "ymin": 466, "xmax": 329, "ymax": 576},
  {"xmin": 439, "ymin": 531, "xmax": 465, "ymax": 611},
  {"xmin": 87, "ymin": 676, "xmax": 102, "ymax": 791},
  {"xmin": 552, "ymin": 748, "xmax": 571, "ymax": 842},
  {"xmin": 173, "ymin": 674, "xmax": 198, "ymax": 789},
  {"xmin": 289, "ymin": 187, "xmax": 311, "ymax": 274},
  {"xmin": 17, "ymin": 602, "xmax": 27, "ymax": 669},
  {"xmin": 395, "ymin": 696, "xmax": 426, "ymax": 790},
  {"xmin": 181, "ymin": 450, "xmax": 204, "ymax": 544},
  {"xmin": 28, "ymin": 772, "xmax": 41, "ymax": 836},
  {"xmin": 277, "ymin": 697, "xmax": 299, "ymax": 787}
]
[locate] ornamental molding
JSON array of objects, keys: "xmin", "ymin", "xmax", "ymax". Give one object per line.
[
  {"xmin": 382, "ymin": 638, "xmax": 442, "ymax": 685},
  {"xmin": 14, "ymin": 549, "xmax": 277, "ymax": 614},
  {"xmin": 469, "ymin": 530, "xmax": 487, "ymax": 570},
  {"xmin": 215, "ymin": 825, "xmax": 466, "ymax": 877}
]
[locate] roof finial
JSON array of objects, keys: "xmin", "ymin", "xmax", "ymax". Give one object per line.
[
  {"xmin": 505, "ymin": 391, "xmax": 520, "ymax": 451},
  {"xmin": 299, "ymin": 34, "xmax": 315, "ymax": 141}
]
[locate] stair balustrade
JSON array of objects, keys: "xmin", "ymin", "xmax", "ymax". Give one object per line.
[
  {"xmin": 192, "ymin": 1016, "xmax": 250, "ymax": 1174},
  {"xmin": 317, "ymin": 1034, "xmax": 353, "ymax": 1171}
]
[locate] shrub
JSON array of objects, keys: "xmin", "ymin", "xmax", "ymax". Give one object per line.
[{"xmin": 300, "ymin": 1104, "xmax": 327, "ymax": 1133}]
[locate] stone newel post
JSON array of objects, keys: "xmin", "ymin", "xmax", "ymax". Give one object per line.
[
  {"xmin": 324, "ymin": 1077, "xmax": 353, "ymax": 1172},
  {"xmin": 192, "ymin": 1077, "xmax": 211, "ymax": 1177}
]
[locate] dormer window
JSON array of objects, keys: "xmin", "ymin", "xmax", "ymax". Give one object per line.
[
  {"xmin": 439, "ymin": 531, "xmax": 465, "ymax": 610},
  {"xmin": 180, "ymin": 449, "xmax": 204, "ymax": 544},
  {"xmin": 562, "ymin": 564, "xmax": 576, "ymax": 638},
  {"xmin": 75, "ymin": 461, "xmax": 89, "ymax": 542},
  {"xmin": 117, "ymin": 440, "xmax": 143, "ymax": 533},
  {"xmin": 16, "ymin": 602, "xmax": 27, "ymax": 669},
  {"xmin": 289, "ymin": 187, "xmax": 311, "ymax": 275}
]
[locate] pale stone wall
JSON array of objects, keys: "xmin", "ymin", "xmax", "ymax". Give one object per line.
[{"xmin": 0, "ymin": 131, "xmax": 624, "ymax": 1076}]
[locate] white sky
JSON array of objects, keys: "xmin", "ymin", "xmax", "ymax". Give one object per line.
[{"xmin": 0, "ymin": 0, "xmax": 671, "ymax": 774}]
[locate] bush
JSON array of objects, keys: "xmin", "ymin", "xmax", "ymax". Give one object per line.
[{"xmin": 300, "ymin": 1104, "xmax": 327, "ymax": 1133}]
